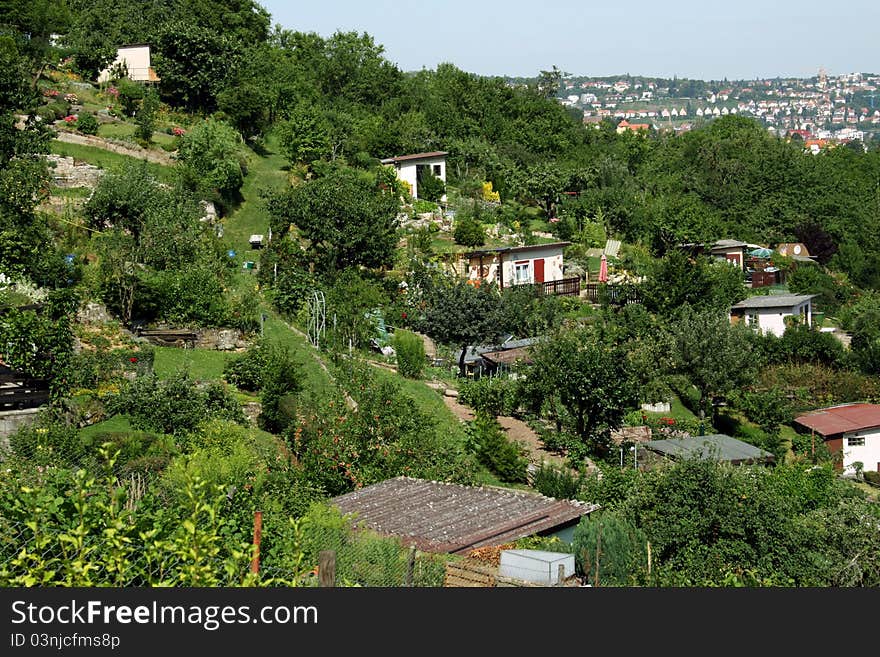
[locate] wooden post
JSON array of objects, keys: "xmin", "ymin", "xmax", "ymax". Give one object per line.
[
  {"xmin": 404, "ymin": 546, "xmax": 417, "ymax": 587},
  {"xmin": 647, "ymin": 541, "xmax": 652, "ymax": 578},
  {"xmin": 250, "ymin": 510, "xmax": 263, "ymax": 575},
  {"xmin": 594, "ymin": 522, "xmax": 602, "ymax": 588},
  {"xmin": 319, "ymin": 550, "xmax": 336, "ymax": 588},
  {"xmin": 557, "ymin": 563, "xmax": 566, "ymax": 586}
]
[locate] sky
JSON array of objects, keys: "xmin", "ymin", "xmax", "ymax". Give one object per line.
[{"xmin": 261, "ymin": 0, "xmax": 880, "ymax": 81}]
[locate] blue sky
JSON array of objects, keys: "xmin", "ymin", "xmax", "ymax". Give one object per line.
[{"xmin": 260, "ymin": 0, "xmax": 880, "ymax": 80}]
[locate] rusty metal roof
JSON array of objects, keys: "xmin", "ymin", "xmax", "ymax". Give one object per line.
[
  {"xmin": 794, "ymin": 403, "xmax": 880, "ymax": 437},
  {"xmin": 481, "ymin": 346, "xmax": 534, "ymax": 367},
  {"xmin": 331, "ymin": 477, "xmax": 598, "ymax": 554}
]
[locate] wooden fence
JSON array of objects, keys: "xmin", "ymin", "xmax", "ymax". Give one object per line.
[
  {"xmin": 537, "ymin": 277, "xmax": 581, "ymax": 297},
  {"xmin": 582, "ymin": 283, "xmax": 642, "ymax": 305}
]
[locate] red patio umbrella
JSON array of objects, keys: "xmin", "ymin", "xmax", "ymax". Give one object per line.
[{"xmin": 598, "ymin": 254, "xmax": 608, "ymax": 283}]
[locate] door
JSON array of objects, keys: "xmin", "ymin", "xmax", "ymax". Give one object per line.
[{"xmin": 534, "ymin": 258, "xmax": 545, "ymax": 283}]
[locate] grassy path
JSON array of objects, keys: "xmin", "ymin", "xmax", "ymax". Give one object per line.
[{"xmin": 221, "ymin": 132, "xmax": 289, "ymax": 258}]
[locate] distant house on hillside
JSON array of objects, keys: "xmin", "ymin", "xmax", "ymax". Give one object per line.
[
  {"xmin": 461, "ymin": 242, "xmax": 578, "ymax": 296},
  {"xmin": 729, "ymin": 293, "xmax": 816, "ymax": 337},
  {"xmin": 98, "ymin": 44, "xmax": 160, "ymax": 84},
  {"xmin": 380, "ymin": 151, "xmax": 447, "ymax": 202},
  {"xmin": 709, "ymin": 239, "xmax": 750, "ymax": 270},
  {"xmin": 616, "ymin": 120, "xmax": 650, "ymax": 134},
  {"xmin": 794, "ymin": 403, "xmax": 880, "ymax": 474}
]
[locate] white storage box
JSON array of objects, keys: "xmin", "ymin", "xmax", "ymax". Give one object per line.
[{"xmin": 499, "ymin": 549, "xmax": 575, "ymax": 585}]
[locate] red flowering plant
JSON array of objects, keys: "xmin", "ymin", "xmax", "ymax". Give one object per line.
[
  {"xmin": 171, "ymin": 126, "xmax": 186, "ymax": 137},
  {"xmin": 43, "ymin": 89, "xmax": 60, "ymax": 98},
  {"xmin": 62, "ymin": 115, "xmax": 77, "ymax": 124}
]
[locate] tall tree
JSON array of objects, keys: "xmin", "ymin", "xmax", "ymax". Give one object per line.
[
  {"xmin": 663, "ymin": 305, "xmax": 758, "ymax": 424},
  {"xmin": 268, "ymin": 166, "xmax": 399, "ymax": 275},
  {"xmin": 521, "ymin": 325, "xmax": 638, "ymax": 453}
]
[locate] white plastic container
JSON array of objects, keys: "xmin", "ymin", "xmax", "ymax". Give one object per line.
[{"xmin": 499, "ymin": 549, "xmax": 575, "ymax": 585}]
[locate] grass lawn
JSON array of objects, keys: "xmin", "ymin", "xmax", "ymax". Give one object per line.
[
  {"xmin": 152, "ymin": 346, "xmax": 234, "ymax": 381},
  {"xmin": 50, "ymin": 140, "xmax": 177, "ymax": 184},
  {"xmin": 260, "ymin": 312, "xmax": 337, "ymax": 401},
  {"xmin": 642, "ymin": 393, "xmax": 700, "ymax": 423},
  {"xmin": 221, "ymin": 131, "xmax": 289, "ymax": 257},
  {"xmin": 366, "ymin": 365, "xmax": 469, "ymax": 448},
  {"xmin": 79, "ymin": 414, "xmax": 133, "ymax": 438},
  {"xmin": 97, "ymin": 122, "xmax": 136, "ymax": 140}
]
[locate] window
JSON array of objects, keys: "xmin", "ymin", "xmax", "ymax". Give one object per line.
[
  {"xmin": 747, "ymin": 312, "xmax": 758, "ymax": 326},
  {"xmin": 847, "ymin": 436, "xmax": 865, "ymax": 447},
  {"xmin": 433, "ymin": 164, "xmax": 442, "ymax": 176},
  {"xmin": 514, "ymin": 261, "xmax": 531, "ymax": 285}
]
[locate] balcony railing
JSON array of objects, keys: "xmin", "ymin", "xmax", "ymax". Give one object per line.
[{"xmin": 536, "ymin": 277, "xmax": 581, "ymax": 296}]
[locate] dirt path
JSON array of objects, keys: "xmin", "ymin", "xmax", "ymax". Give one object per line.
[{"xmin": 431, "ymin": 383, "xmax": 566, "ymax": 468}]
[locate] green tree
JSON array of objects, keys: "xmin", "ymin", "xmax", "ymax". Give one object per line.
[
  {"xmin": 153, "ymin": 21, "xmax": 241, "ymax": 112},
  {"xmin": 267, "ymin": 167, "xmax": 399, "ymax": 275},
  {"xmin": 134, "ymin": 87, "xmax": 159, "ymax": 143},
  {"xmin": 277, "ymin": 103, "xmax": 329, "ymax": 165},
  {"xmin": 664, "ymin": 305, "xmax": 758, "ymax": 424},
  {"xmin": 177, "ymin": 117, "xmax": 247, "ymax": 205},
  {"xmin": 414, "ymin": 277, "xmax": 504, "ymax": 377},
  {"xmin": 521, "ymin": 325, "xmax": 638, "ymax": 453}
]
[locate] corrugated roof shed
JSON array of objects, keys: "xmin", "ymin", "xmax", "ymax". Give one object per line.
[
  {"xmin": 331, "ymin": 477, "xmax": 599, "ymax": 554},
  {"xmin": 642, "ymin": 434, "xmax": 774, "ymax": 465},
  {"xmin": 794, "ymin": 403, "xmax": 880, "ymax": 437},
  {"xmin": 731, "ymin": 294, "xmax": 816, "ymax": 309},
  {"xmin": 481, "ymin": 346, "xmax": 534, "ymax": 367}
]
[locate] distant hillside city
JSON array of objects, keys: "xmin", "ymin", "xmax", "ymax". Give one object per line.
[{"xmin": 537, "ymin": 70, "xmax": 880, "ymax": 147}]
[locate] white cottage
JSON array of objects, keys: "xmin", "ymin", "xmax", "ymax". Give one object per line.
[
  {"xmin": 380, "ymin": 151, "xmax": 448, "ymax": 202},
  {"xmin": 729, "ymin": 294, "xmax": 816, "ymax": 337},
  {"xmin": 98, "ymin": 44, "xmax": 160, "ymax": 84},
  {"xmin": 794, "ymin": 403, "xmax": 880, "ymax": 474},
  {"xmin": 462, "ymin": 242, "xmax": 577, "ymax": 295}
]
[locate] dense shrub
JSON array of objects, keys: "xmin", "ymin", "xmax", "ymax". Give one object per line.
[
  {"xmin": 453, "ymin": 215, "xmax": 486, "ymax": 247},
  {"xmin": 572, "ymin": 512, "xmax": 649, "ymax": 585},
  {"xmin": 258, "ymin": 347, "xmax": 304, "ymax": 434},
  {"xmin": 532, "ymin": 462, "xmax": 583, "ymax": 499},
  {"xmin": 107, "ymin": 371, "xmax": 244, "ymax": 435},
  {"xmin": 223, "ymin": 338, "xmax": 274, "ymax": 391},
  {"xmin": 393, "ymin": 329, "xmax": 425, "ymax": 379},
  {"xmin": 75, "ymin": 112, "xmax": 99, "ymax": 135},
  {"xmin": 466, "ymin": 413, "xmax": 528, "ymax": 483},
  {"xmin": 863, "ymin": 471, "xmax": 880, "ymax": 488},
  {"xmin": 458, "ymin": 376, "xmax": 519, "ymax": 416}
]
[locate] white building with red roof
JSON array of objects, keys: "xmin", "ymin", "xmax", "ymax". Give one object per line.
[{"xmin": 793, "ymin": 403, "xmax": 880, "ymax": 474}]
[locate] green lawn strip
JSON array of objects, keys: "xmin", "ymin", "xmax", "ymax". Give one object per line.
[
  {"xmin": 152, "ymin": 346, "xmax": 234, "ymax": 381},
  {"xmin": 364, "ymin": 365, "xmax": 468, "ymax": 448},
  {"xmin": 50, "ymin": 140, "xmax": 177, "ymax": 184},
  {"xmin": 221, "ymin": 132, "xmax": 289, "ymax": 257},
  {"xmin": 97, "ymin": 122, "xmax": 136, "ymax": 140},
  {"xmin": 260, "ymin": 312, "xmax": 337, "ymax": 401},
  {"xmin": 79, "ymin": 414, "xmax": 133, "ymax": 438}
]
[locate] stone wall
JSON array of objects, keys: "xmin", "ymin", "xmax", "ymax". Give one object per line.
[
  {"xmin": 54, "ymin": 130, "xmax": 176, "ymax": 166},
  {"xmin": 0, "ymin": 407, "xmax": 42, "ymax": 451},
  {"xmin": 195, "ymin": 329, "xmax": 249, "ymax": 351},
  {"xmin": 46, "ymin": 154, "xmax": 104, "ymax": 188}
]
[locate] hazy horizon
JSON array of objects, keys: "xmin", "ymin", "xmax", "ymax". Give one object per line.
[{"xmin": 261, "ymin": 0, "xmax": 880, "ymax": 81}]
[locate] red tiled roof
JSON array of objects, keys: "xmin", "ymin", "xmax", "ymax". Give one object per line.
[
  {"xmin": 331, "ymin": 477, "xmax": 598, "ymax": 554},
  {"xmin": 794, "ymin": 403, "xmax": 880, "ymax": 437}
]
